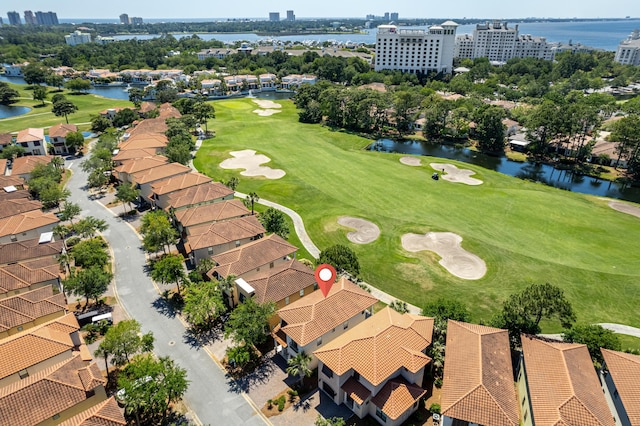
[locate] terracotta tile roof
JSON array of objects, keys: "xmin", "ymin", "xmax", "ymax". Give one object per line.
[
  {"xmin": 314, "ymin": 307, "xmax": 431, "ymax": 386},
  {"xmin": 151, "ymin": 171, "xmax": 212, "ymax": 197},
  {"xmin": 0, "ymin": 133, "xmax": 12, "ymax": 146},
  {"xmin": 0, "ymin": 210, "xmax": 59, "ymax": 238},
  {"xmin": 278, "ymin": 277, "xmax": 378, "ymax": 347},
  {"xmin": 10, "ymin": 155, "xmax": 54, "ymax": 176},
  {"xmin": 164, "ymin": 182, "xmax": 235, "ymax": 210},
  {"xmin": 176, "ymin": 199, "xmax": 249, "ymax": 228},
  {"xmin": 127, "ymin": 117, "xmax": 169, "ymax": 137},
  {"xmin": 0, "ymin": 286, "xmax": 66, "ymax": 333},
  {"xmin": 244, "ymin": 259, "xmax": 315, "ymax": 304},
  {"xmin": 139, "ymin": 101, "xmax": 157, "ymax": 114},
  {"xmin": 185, "ymin": 215, "xmax": 265, "ymax": 252},
  {"xmin": 209, "ymin": 233, "xmax": 297, "ymax": 278},
  {"xmin": 0, "ymin": 159, "xmax": 7, "ymax": 175},
  {"xmin": 601, "ymin": 349, "xmax": 640, "ymax": 425},
  {"xmin": 371, "ymin": 376, "xmax": 427, "ymax": 420},
  {"xmin": 341, "ymin": 376, "xmax": 371, "ymax": 404},
  {"xmin": 16, "ymin": 128, "xmax": 44, "ymax": 143},
  {"xmin": 0, "ymin": 268, "xmax": 31, "ymax": 293},
  {"xmin": 114, "ymin": 155, "xmax": 168, "ymax": 176},
  {"xmin": 0, "ymin": 189, "xmax": 31, "ymax": 202},
  {"xmin": 0, "ymin": 198, "xmax": 42, "ymax": 219},
  {"xmin": 49, "ymin": 123, "xmax": 78, "ymax": 139},
  {"xmin": 131, "ymin": 162, "xmax": 191, "ymax": 185},
  {"xmin": 158, "ymin": 103, "xmax": 181, "ymax": 119},
  {"xmin": 112, "ymin": 148, "xmax": 159, "ymax": 162},
  {"xmin": 441, "ymin": 321, "xmax": 519, "ymax": 426},
  {"xmin": 58, "ymin": 396, "xmax": 126, "ymax": 426},
  {"xmin": 0, "ymin": 354, "xmax": 105, "ymax": 426},
  {"xmin": 0, "ymin": 175, "xmax": 26, "ymax": 190},
  {"xmin": 521, "ymin": 335, "xmax": 615, "ymax": 426},
  {"xmin": 0, "ymin": 237, "xmax": 62, "ymax": 265},
  {"xmin": 119, "ymin": 133, "xmax": 168, "ymax": 151},
  {"xmin": 0, "ymin": 313, "xmax": 79, "ymax": 380},
  {"xmin": 1, "ymin": 262, "xmax": 59, "ymax": 284}
]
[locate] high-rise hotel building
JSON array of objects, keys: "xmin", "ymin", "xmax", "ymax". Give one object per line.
[
  {"xmin": 374, "ymin": 21, "xmax": 458, "ymax": 74},
  {"xmin": 615, "ymin": 29, "xmax": 640, "ymax": 66}
]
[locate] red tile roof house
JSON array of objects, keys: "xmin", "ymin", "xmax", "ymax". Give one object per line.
[
  {"xmin": 0, "ymin": 175, "xmax": 28, "ymax": 191},
  {"xmin": 10, "ymin": 154, "xmax": 55, "ymax": 181},
  {"xmin": 314, "ymin": 307, "xmax": 433, "ymax": 426},
  {"xmin": 0, "ymin": 210, "xmax": 59, "ymax": 244},
  {"xmin": 518, "ymin": 335, "xmax": 615, "ymax": 426},
  {"xmin": 48, "ymin": 123, "xmax": 78, "ymax": 155},
  {"xmin": 0, "ymin": 354, "xmax": 108, "ymax": 425},
  {"xmin": 113, "ymin": 155, "xmax": 169, "ymax": 184},
  {"xmin": 0, "ymin": 285, "xmax": 66, "ymax": 339},
  {"xmin": 130, "ymin": 162, "xmax": 191, "ymax": 203},
  {"xmin": 174, "ymin": 199, "xmax": 250, "ymax": 235},
  {"xmin": 117, "ymin": 133, "xmax": 168, "ymax": 152},
  {"xmin": 0, "ymin": 260, "xmax": 61, "ymax": 300},
  {"xmin": 15, "ymin": 128, "xmax": 46, "ymax": 156},
  {"xmin": 0, "ymin": 198, "xmax": 42, "ymax": 219},
  {"xmin": 0, "ymin": 133, "xmax": 13, "ymax": 153},
  {"xmin": 0, "ymin": 237, "xmax": 63, "ymax": 267},
  {"xmin": 441, "ymin": 321, "xmax": 520, "ymax": 426},
  {"xmin": 150, "ymin": 171, "xmax": 212, "ymax": 209},
  {"xmin": 162, "ymin": 181, "xmax": 234, "ymax": 212},
  {"xmin": 111, "ymin": 148, "xmax": 161, "ymax": 166},
  {"xmin": 274, "ymin": 277, "xmax": 378, "ymax": 370},
  {"xmin": 184, "ymin": 215, "xmax": 265, "ymax": 266},
  {"xmin": 599, "ymin": 349, "xmax": 640, "ymax": 426}
]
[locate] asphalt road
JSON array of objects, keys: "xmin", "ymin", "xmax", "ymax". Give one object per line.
[{"xmin": 66, "ymin": 158, "xmax": 268, "ymax": 426}]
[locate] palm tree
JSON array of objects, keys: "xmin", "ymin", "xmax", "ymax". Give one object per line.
[
  {"xmin": 216, "ymin": 274, "xmax": 237, "ymax": 308},
  {"xmin": 286, "ymin": 351, "xmax": 313, "ymax": 387},
  {"xmin": 51, "ymin": 156, "xmax": 65, "ymax": 171},
  {"xmin": 58, "ymin": 252, "xmax": 72, "ymax": 276},
  {"xmin": 243, "ymin": 192, "xmax": 259, "ymax": 215}
]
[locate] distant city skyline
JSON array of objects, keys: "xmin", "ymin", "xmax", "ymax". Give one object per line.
[{"xmin": 3, "ymin": 1, "xmax": 640, "ymax": 20}]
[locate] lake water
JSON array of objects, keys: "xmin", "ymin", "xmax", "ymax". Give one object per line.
[
  {"xmin": 370, "ymin": 139, "xmax": 640, "ymax": 203},
  {"xmin": 111, "ymin": 19, "xmax": 640, "ymax": 51},
  {"xmin": 0, "ymin": 104, "xmax": 31, "ymax": 119}
]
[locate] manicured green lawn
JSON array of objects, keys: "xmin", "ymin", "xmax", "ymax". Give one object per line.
[
  {"xmin": 194, "ymin": 98, "xmax": 640, "ymax": 330},
  {"xmin": 0, "ymin": 82, "xmax": 131, "ymax": 134}
]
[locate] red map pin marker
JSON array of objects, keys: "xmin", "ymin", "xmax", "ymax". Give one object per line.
[{"xmin": 315, "ymin": 264, "xmax": 336, "ymax": 298}]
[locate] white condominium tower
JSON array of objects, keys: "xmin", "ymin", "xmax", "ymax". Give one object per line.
[
  {"xmin": 615, "ymin": 29, "xmax": 640, "ymax": 65},
  {"xmin": 374, "ymin": 21, "xmax": 458, "ymax": 74},
  {"xmin": 454, "ymin": 20, "xmax": 553, "ymax": 62}
]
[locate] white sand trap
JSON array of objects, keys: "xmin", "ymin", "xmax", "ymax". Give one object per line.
[
  {"xmin": 219, "ymin": 149, "xmax": 285, "ymax": 179},
  {"xmin": 401, "ymin": 232, "xmax": 487, "ymax": 280},
  {"xmin": 252, "ymin": 99, "xmax": 281, "ymax": 109},
  {"xmin": 609, "ymin": 201, "xmax": 640, "ymax": 218},
  {"xmin": 431, "ymin": 163, "xmax": 483, "ymax": 185},
  {"xmin": 400, "ymin": 156, "xmax": 422, "ymax": 166},
  {"xmin": 338, "ymin": 217, "xmax": 381, "ymax": 244},
  {"xmin": 252, "ymin": 108, "xmax": 281, "ymax": 116}
]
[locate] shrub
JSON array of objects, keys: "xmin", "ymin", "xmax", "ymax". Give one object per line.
[
  {"xmin": 429, "ymin": 403, "xmax": 441, "ymax": 414},
  {"xmin": 66, "ymin": 236, "xmax": 81, "ymax": 247},
  {"xmin": 434, "ymin": 377, "xmax": 443, "ymax": 388},
  {"xmin": 277, "ymin": 395, "xmax": 286, "ymax": 411}
]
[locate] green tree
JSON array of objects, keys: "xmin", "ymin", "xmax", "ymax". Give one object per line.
[
  {"xmin": 90, "ymin": 115, "xmax": 112, "ymax": 133},
  {"xmin": 225, "ymin": 344, "xmax": 253, "ymax": 370},
  {"xmin": 64, "ymin": 77, "xmax": 92, "ymax": 93},
  {"xmin": 73, "ymin": 216, "xmax": 108, "ymax": 238},
  {"xmin": 318, "ymin": 244, "xmax": 360, "ymax": 277},
  {"xmin": 60, "ymin": 202, "xmax": 81, "ymax": 224},
  {"xmin": 315, "ymin": 416, "xmax": 346, "ymax": 426},
  {"xmin": 32, "ymin": 84, "xmax": 47, "ymax": 105},
  {"xmin": 165, "ymin": 140, "xmax": 192, "ymax": 165},
  {"xmin": 98, "ymin": 319, "xmax": 154, "ymax": 367},
  {"xmin": 23, "ymin": 63, "xmax": 49, "ymax": 85},
  {"xmin": 610, "ymin": 115, "xmax": 640, "ymax": 175},
  {"xmin": 286, "ymin": 351, "xmax": 313, "ymax": 386},
  {"xmin": 115, "ymin": 183, "xmax": 139, "ymax": 215},
  {"xmin": 63, "ymin": 266, "xmax": 113, "ymax": 308},
  {"xmin": 243, "ymin": 192, "xmax": 259, "ymax": 215},
  {"xmin": 563, "ymin": 324, "xmax": 621, "ymax": 366},
  {"xmin": 422, "ymin": 297, "xmax": 471, "ymax": 339},
  {"xmin": 224, "ymin": 297, "xmax": 275, "ymax": 347},
  {"xmin": 258, "ymin": 207, "xmax": 289, "ymax": 239},
  {"xmin": 52, "ymin": 100, "xmax": 78, "ymax": 124},
  {"xmin": 0, "ymin": 82, "xmax": 19, "ymax": 105},
  {"xmin": 140, "ymin": 210, "xmax": 178, "ymax": 254},
  {"xmin": 87, "ymin": 168, "xmax": 109, "ymax": 191},
  {"xmin": 193, "ymin": 101, "xmax": 215, "ymax": 135},
  {"xmin": 64, "ymin": 131, "xmax": 85, "ymax": 153},
  {"xmin": 112, "ymin": 108, "xmax": 137, "ymax": 128},
  {"xmin": 46, "ymin": 73, "xmax": 65, "ymax": 90},
  {"xmin": 128, "ymin": 87, "xmax": 144, "ymax": 107},
  {"xmin": 71, "ymin": 238, "xmax": 110, "ymax": 268},
  {"xmin": 51, "ymin": 93, "xmax": 67, "ymax": 104},
  {"xmin": 183, "ymin": 281, "xmax": 226, "ymax": 331},
  {"xmin": 0, "ymin": 145, "xmax": 25, "ymax": 159},
  {"xmin": 475, "ymin": 106, "xmax": 506, "ymax": 152},
  {"xmin": 151, "ymin": 254, "xmax": 186, "ymax": 295},
  {"xmin": 39, "ymin": 185, "xmax": 70, "ymax": 210},
  {"xmin": 491, "ymin": 283, "xmax": 577, "ymax": 348},
  {"xmin": 389, "ymin": 300, "xmax": 409, "ymax": 314}
]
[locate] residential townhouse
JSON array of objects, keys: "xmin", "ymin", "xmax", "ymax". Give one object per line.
[
  {"xmin": 0, "ymin": 175, "xmax": 27, "ymax": 191},
  {"xmin": 0, "ymin": 286, "xmax": 66, "ymax": 339},
  {"xmin": 518, "ymin": 335, "xmax": 615, "ymax": 426},
  {"xmin": 118, "ymin": 133, "xmax": 169, "ymax": 152},
  {"xmin": 197, "ymin": 48, "xmax": 237, "ymax": 60},
  {"xmin": 58, "ymin": 397, "xmax": 126, "ymax": 426},
  {"xmin": 184, "ymin": 215, "xmax": 265, "ymax": 266},
  {"xmin": 236, "ymin": 259, "xmax": 316, "ymax": 330},
  {"xmin": 274, "ymin": 277, "xmax": 378, "ymax": 369},
  {"xmin": 0, "ymin": 237, "xmax": 62, "ymax": 267},
  {"xmin": 150, "ymin": 171, "xmax": 212, "ymax": 209},
  {"xmin": 112, "ymin": 148, "xmax": 160, "ymax": 166},
  {"xmin": 280, "ymin": 74, "xmax": 318, "ymax": 90},
  {"xmin": 10, "ymin": 155, "xmax": 55, "ymax": 181},
  {"xmin": 600, "ymin": 348, "xmax": 640, "ymax": 426},
  {"xmin": 15, "ymin": 128, "xmax": 46, "ymax": 156},
  {"xmin": 314, "ymin": 307, "xmax": 434, "ymax": 426},
  {"xmin": 259, "ymin": 73, "xmax": 277, "ymax": 91},
  {"xmin": 163, "ymin": 181, "xmax": 234, "ymax": 212},
  {"xmin": 0, "ymin": 210, "xmax": 59, "ymax": 244},
  {"xmin": 174, "ymin": 199, "xmax": 250, "ymax": 234},
  {"xmin": 0, "ymin": 133, "xmax": 12, "ymax": 152},
  {"xmin": 113, "ymin": 155, "xmax": 169, "ymax": 184},
  {"xmin": 441, "ymin": 321, "xmax": 520, "ymax": 426},
  {"xmin": 48, "ymin": 123, "xmax": 78, "ymax": 155},
  {"xmin": 0, "ymin": 260, "xmax": 61, "ymax": 299},
  {"xmin": 130, "ymin": 162, "xmax": 191, "ymax": 203},
  {"xmin": 0, "ymin": 198, "xmax": 42, "ymax": 219},
  {"xmin": 2, "ymin": 62, "xmax": 28, "ymax": 77},
  {"xmin": 0, "ymin": 188, "xmax": 32, "ymax": 202}
]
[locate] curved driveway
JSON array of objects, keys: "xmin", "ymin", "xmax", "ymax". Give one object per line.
[{"xmin": 66, "ymin": 160, "xmax": 267, "ymax": 426}]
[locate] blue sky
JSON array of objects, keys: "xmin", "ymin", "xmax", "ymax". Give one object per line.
[{"xmin": 2, "ymin": 1, "xmax": 639, "ymax": 20}]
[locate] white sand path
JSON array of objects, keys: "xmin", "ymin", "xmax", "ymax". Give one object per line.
[
  {"xmin": 401, "ymin": 232, "xmax": 487, "ymax": 280},
  {"xmin": 338, "ymin": 217, "xmax": 381, "ymax": 244},
  {"xmin": 608, "ymin": 201, "xmax": 640, "ymax": 218},
  {"xmin": 400, "ymin": 156, "xmax": 422, "ymax": 166},
  {"xmin": 431, "ymin": 162, "xmax": 483, "ymax": 185},
  {"xmin": 219, "ymin": 149, "xmax": 285, "ymax": 179}
]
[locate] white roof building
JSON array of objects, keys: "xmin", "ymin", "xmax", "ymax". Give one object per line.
[{"xmin": 65, "ymin": 30, "xmax": 92, "ymax": 46}]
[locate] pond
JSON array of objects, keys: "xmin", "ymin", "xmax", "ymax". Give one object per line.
[
  {"xmin": 370, "ymin": 139, "xmax": 640, "ymax": 203},
  {"xmin": 0, "ymin": 104, "xmax": 30, "ymax": 119}
]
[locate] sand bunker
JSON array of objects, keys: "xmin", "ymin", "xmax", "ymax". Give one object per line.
[
  {"xmin": 401, "ymin": 232, "xmax": 487, "ymax": 280},
  {"xmin": 252, "ymin": 109, "xmax": 281, "ymax": 116},
  {"xmin": 219, "ymin": 149, "xmax": 285, "ymax": 179},
  {"xmin": 252, "ymin": 99, "xmax": 281, "ymax": 109},
  {"xmin": 431, "ymin": 163, "xmax": 483, "ymax": 185},
  {"xmin": 338, "ymin": 217, "xmax": 381, "ymax": 244},
  {"xmin": 400, "ymin": 156, "xmax": 422, "ymax": 166},
  {"xmin": 609, "ymin": 201, "xmax": 640, "ymax": 218}
]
